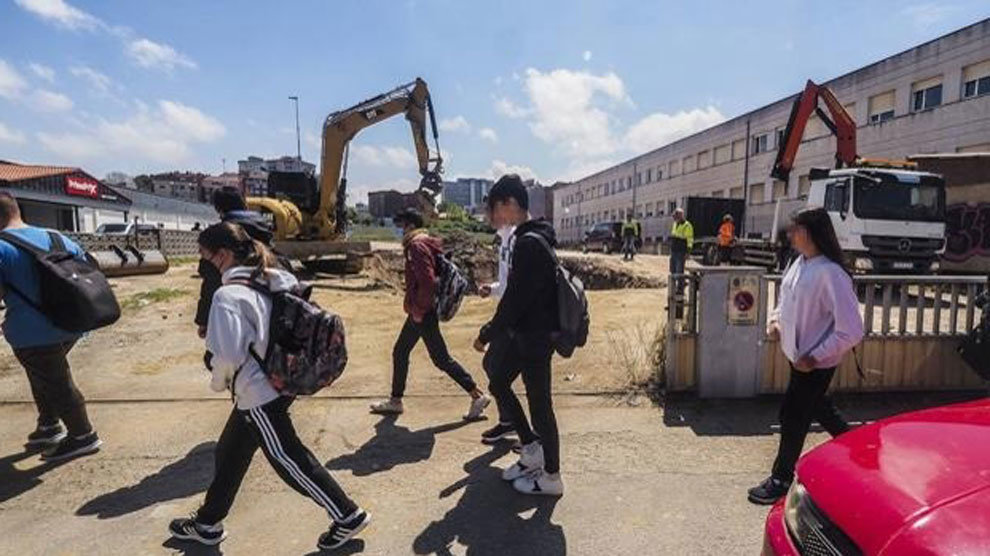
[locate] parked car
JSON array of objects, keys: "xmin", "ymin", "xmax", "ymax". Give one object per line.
[
  {"xmin": 582, "ymin": 221, "xmax": 623, "ymax": 254},
  {"xmin": 763, "ymin": 398, "xmax": 990, "ymax": 555},
  {"xmin": 94, "ymin": 222, "xmax": 160, "ymax": 236}
]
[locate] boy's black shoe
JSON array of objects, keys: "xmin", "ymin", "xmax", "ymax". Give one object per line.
[
  {"xmin": 168, "ymin": 516, "xmax": 227, "ymax": 546},
  {"xmin": 481, "ymin": 423, "xmax": 516, "ymax": 445},
  {"xmin": 27, "ymin": 424, "xmax": 66, "ymax": 446},
  {"xmin": 318, "ymin": 509, "xmax": 371, "ymax": 551},
  {"xmin": 747, "ymin": 476, "xmax": 791, "ymax": 505},
  {"xmin": 41, "ymin": 431, "xmax": 101, "ymax": 462}
]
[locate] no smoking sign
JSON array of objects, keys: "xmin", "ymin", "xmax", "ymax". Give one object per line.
[{"xmin": 728, "ymin": 276, "xmax": 759, "ymax": 325}]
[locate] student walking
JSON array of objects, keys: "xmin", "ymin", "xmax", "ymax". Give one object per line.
[
  {"xmin": 170, "ymin": 223, "xmax": 369, "ymax": 550},
  {"xmin": 477, "ymin": 212, "xmax": 518, "ymax": 445},
  {"xmin": 747, "ymin": 208, "xmax": 864, "ymax": 505},
  {"xmin": 195, "ymin": 187, "xmax": 275, "ymax": 339},
  {"xmin": 474, "ymin": 174, "xmax": 563, "ymax": 496},
  {"xmin": 621, "ymin": 214, "xmax": 641, "ymax": 261},
  {"xmin": 0, "ymin": 193, "xmax": 101, "ymax": 461},
  {"xmin": 669, "ymin": 208, "xmax": 694, "ymax": 295},
  {"xmin": 370, "ymin": 208, "xmax": 491, "ymax": 419}
]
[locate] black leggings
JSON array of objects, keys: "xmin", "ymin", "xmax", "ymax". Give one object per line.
[
  {"xmin": 486, "ymin": 334, "xmax": 559, "ymax": 474},
  {"xmin": 771, "ymin": 366, "xmax": 850, "ymax": 482},
  {"xmin": 197, "ymin": 397, "xmax": 359, "ymax": 525},
  {"xmin": 391, "ymin": 313, "xmax": 477, "ymax": 399}
]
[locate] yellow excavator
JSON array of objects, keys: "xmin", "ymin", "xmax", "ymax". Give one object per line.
[{"xmin": 247, "ymin": 77, "xmax": 444, "ymax": 270}]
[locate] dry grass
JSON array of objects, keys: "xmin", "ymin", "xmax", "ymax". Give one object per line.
[{"xmin": 121, "ymin": 288, "xmax": 189, "ymax": 311}]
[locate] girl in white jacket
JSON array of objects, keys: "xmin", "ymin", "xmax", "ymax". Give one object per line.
[
  {"xmin": 748, "ymin": 208, "xmax": 865, "ymax": 505},
  {"xmin": 169, "ymin": 223, "xmax": 370, "ymax": 551}
]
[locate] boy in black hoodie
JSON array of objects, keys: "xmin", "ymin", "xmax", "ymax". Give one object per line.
[{"xmin": 474, "ymin": 174, "xmax": 563, "ymax": 496}]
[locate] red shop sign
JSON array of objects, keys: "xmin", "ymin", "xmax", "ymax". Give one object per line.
[{"xmin": 65, "ymin": 176, "xmax": 100, "ymax": 198}]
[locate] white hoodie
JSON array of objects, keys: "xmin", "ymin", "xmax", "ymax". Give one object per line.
[
  {"xmin": 206, "ymin": 266, "xmax": 298, "ymax": 410},
  {"xmin": 490, "ymin": 225, "xmax": 517, "ymax": 298}
]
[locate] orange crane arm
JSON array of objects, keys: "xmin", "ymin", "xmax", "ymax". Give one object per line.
[{"xmin": 771, "ymin": 80, "xmax": 858, "ymax": 182}]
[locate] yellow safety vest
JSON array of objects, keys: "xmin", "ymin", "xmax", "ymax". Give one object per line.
[{"xmin": 671, "ymin": 221, "xmax": 694, "ymax": 250}]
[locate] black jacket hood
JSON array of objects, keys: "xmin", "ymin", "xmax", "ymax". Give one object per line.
[
  {"xmin": 514, "ymin": 218, "xmax": 557, "ymax": 247},
  {"xmin": 223, "ymin": 210, "xmax": 274, "ymax": 246}
]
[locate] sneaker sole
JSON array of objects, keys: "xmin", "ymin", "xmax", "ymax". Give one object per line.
[
  {"xmin": 512, "ymin": 479, "xmax": 564, "ymax": 497},
  {"xmin": 317, "ymin": 512, "xmax": 372, "ymax": 550},
  {"xmin": 26, "ymin": 432, "xmax": 67, "ymax": 446},
  {"xmin": 747, "ymin": 493, "xmax": 783, "ymax": 506},
  {"xmin": 464, "ymin": 397, "xmax": 492, "ymax": 421},
  {"xmin": 480, "ymin": 431, "xmax": 516, "ymax": 444},
  {"xmin": 41, "ymin": 438, "xmax": 102, "ymax": 462},
  {"xmin": 369, "ymin": 408, "xmax": 403, "ymax": 415},
  {"xmin": 170, "ymin": 529, "xmax": 227, "ymax": 546}
]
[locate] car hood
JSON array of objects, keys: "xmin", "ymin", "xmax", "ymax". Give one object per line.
[{"xmin": 797, "ymin": 399, "xmax": 990, "ymax": 555}]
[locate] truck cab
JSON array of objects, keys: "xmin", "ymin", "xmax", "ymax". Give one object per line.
[{"xmin": 805, "ymin": 167, "xmax": 946, "ymax": 273}]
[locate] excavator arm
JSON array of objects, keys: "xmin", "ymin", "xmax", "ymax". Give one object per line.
[
  {"xmin": 315, "ymin": 77, "xmax": 443, "ymax": 237},
  {"xmin": 771, "ymin": 80, "xmax": 858, "ymax": 183}
]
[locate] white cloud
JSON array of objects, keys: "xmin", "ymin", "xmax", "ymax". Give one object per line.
[
  {"xmin": 350, "ymin": 145, "xmax": 417, "ymax": 169},
  {"xmin": 37, "ymin": 99, "xmax": 225, "ymax": 162},
  {"xmin": 583, "ymin": 50, "xmax": 593, "ymax": 62},
  {"xmin": 901, "ymin": 3, "xmax": 958, "ymax": 28},
  {"xmin": 30, "ymin": 89, "xmax": 74, "ymax": 112},
  {"xmin": 624, "ymin": 106, "xmax": 725, "ymax": 153},
  {"xmin": 29, "ymin": 62, "xmax": 56, "ymax": 83},
  {"xmin": 523, "ymin": 68, "xmax": 630, "ymax": 157},
  {"xmin": 489, "ymin": 159, "xmax": 538, "ymax": 182},
  {"xmin": 478, "ymin": 127, "xmax": 499, "ymax": 143},
  {"xmin": 0, "ymin": 122, "xmax": 26, "ymax": 144},
  {"xmin": 438, "ymin": 115, "xmax": 470, "ymax": 133},
  {"xmin": 14, "ymin": 0, "xmax": 102, "ymax": 30},
  {"xmin": 70, "ymin": 65, "xmax": 112, "ymax": 93},
  {"xmin": 127, "ymin": 38, "xmax": 197, "ymax": 71},
  {"xmin": 494, "ymin": 96, "xmax": 529, "ymax": 119},
  {"xmin": 0, "ymin": 60, "xmax": 28, "ymax": 99}
]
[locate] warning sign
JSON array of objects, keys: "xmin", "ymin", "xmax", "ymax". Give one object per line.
[{"xmin": 728, "ymin": 275, "xmax": 760, "ymax": 325}]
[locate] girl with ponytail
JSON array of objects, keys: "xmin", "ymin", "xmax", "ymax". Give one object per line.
[{"xmin": 169, "ymin": 222, "xmax": 370, "ymax": 551}]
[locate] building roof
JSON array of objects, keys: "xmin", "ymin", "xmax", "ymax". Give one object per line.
[{"xmin": 0, "ymin": 161, "xmax": 78, "ymax": 183}]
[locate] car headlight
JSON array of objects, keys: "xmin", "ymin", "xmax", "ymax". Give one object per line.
[
  {"xmin": 929, "ymin": 261, "xmax": 940, "ymax": 272},
  {"xmin": 783, "ymin": 480, "xmax": 806, "ymax": 538},
  {"xmin": 853, "ymin": 257, "xmax": 873, "ymax": 271}
]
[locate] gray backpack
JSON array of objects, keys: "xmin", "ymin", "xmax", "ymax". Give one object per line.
[
  {"xmin": 524, "ymin": 233, "xmax": 590, "ymax": 358},
  {"xmin": 434, "ymin": 253, "xmax": 469, "ymax": 322}
]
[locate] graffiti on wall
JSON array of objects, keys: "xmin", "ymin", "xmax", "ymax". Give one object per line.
[{"xmin": 944, "ymin": 203, "xmax": 990, "ymax": 262}]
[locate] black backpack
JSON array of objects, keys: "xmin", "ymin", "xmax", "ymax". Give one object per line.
[
  {"xmin": 0, "ymin": 230, "xmax": 121, "ymax": 333},
  {"xmin": 524, "ymin": 232, "xmax": 590, "ymax": 358},
  {"xmin": 233, "ymin": 281, "xmax": 348, "ymax": 396},
  {"xmin": 434, "ymin": 253, "xmax": 469, "ymax": 322}
]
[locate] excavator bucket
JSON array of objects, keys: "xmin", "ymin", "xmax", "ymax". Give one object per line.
[{"xmin": 87, "ymin": 230, "xmax": 170, "ymax": 277}]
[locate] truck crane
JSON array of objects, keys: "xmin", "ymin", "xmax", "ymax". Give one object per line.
[
  {"xmin": 247, "ymin": 78, "xmax": 444, "ymax": 270},
  {"xmin": 687, "ymin": 80, "xmax": 947, "ymax": 273}
]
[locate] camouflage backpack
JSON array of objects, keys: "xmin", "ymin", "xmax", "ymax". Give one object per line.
[{"xmin": 434, "ymin": 253, "xmax": 469, "ymax": 322}]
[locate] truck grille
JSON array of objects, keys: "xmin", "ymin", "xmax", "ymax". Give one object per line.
[
  {"xmin": 861, "ymin": 235, "xmax": 944, "ymax": 260},
  {"xmin": 792, "ymin": 496, "xmax": 862, "ymax": 556}
]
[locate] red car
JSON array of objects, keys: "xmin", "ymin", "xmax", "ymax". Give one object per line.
[{"xmin": 763, "ymin": 399, "xmax": 990, "ymax": 555}]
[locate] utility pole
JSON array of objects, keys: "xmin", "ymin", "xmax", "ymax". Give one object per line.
[
  {"xmin": 289, "ymin": 95, "xmax": 301, "ymax": 160},
  {"xmin": 222, "ymin": 157, "xmax": 226, "ymax": 173}
]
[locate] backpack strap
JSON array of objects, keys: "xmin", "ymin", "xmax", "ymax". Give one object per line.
[
  {"xmin": 522, "ymin": 232, "xmax": 559, "ymax": 266},
  {"xmin": 47, "ymin": 231, "xmax": 66, "ymax": 253},
  {"xmin": 224, "ymin": 279, "xmax": 274, "ymax": 402}
]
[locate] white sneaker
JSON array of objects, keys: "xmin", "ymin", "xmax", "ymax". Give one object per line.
[
  {"xmin": 502, "ymin": 441, "xmax": 544, "ymax": 481},
  {"xmin": 369, "ymin": 398, "xmax": 404, "ymax": 415},
  {"xmin": 464, "ymin": 394, "xmax": 491, "ymax": 421},
  {"xmin": 513, "ymin": 469, "xmax": 564, "ymax": 496}
]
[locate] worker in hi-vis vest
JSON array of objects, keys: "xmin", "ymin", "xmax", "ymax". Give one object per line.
[
  {"xmin": 670, "ymin": 208, "xmax": 694, "ymax": 295},
  {"xmin": 621, "ymin": 214, "xmax": 641, "ymax": 262}
]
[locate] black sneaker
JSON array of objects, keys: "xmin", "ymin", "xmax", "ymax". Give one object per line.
[
  {"xmin": 317, "ymin": 509, "xmax": 371, "ymax": 551},
  {"xmin": 481, "ymin": 423, "xmax": 516, "ymax": 445},
  {"xmin": 41, "ymin": 431, "xmax": 102, "ymax": 462},
  {"xmin": 27, "ymin": 424, "xmax": 66, "ymax": 446},
  {"xmin": 747, "ymin": 476, "xmax": 791, "ymax": 505},
  {"xmin": 168, "ymin": 516, "xmax": 227, "ymax": 546}
]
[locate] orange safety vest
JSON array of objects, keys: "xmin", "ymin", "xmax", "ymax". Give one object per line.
[{"xmin": 718, "ymin": 221, "xmax": 734, "ymax": 247}]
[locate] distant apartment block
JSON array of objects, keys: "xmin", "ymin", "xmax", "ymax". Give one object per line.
[{"xmin": 441, "ymin": 178, "xmax": 493, "ymax": 213}]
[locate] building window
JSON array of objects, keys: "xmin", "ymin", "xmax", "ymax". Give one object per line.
[
  {"xmin": 682, "ymin": 154, "xmax": 696, "ymax": 173},
  {"xmin": 963, "ymin": 60, "xmax": 990, "ymax": 98},
  {"xmin": 711, "ymin": 190, "xmax": 724, "ymax": 198},
  {"xmin": 798, "ymin": 175, "xmax": 811, "ymax": 197},
  {"xmin": 656, "ymin": 166, "xmax": 663, "ymax": 180},
  {"xmin": 627, "ymin": 176, "xmax": 633, "ymax": 188},
  {"xmin": 729, "ymin": 186, "xmax": 744, "ymax": 199},
  {"xmin": 668, "ymin": 159, "xmax": 679, "ymax": 177},
  {"xmin": 646, "ymin": 168, "xmax": 652, "ymax": 183},
  {"xmin": 775, "ymin": 128, "xmax": 784, "ymax": 150},
  {"xmin": 749, "ymin": 183, "xmax": 765, "ymax": 205},
  {"xmin": 771, "ymin": 180, "xmax": 787, "ymax": 201},
  {"xmin": 646, "ymin": 202, "xmax": 655, "ymax": 217},
  {"xmin": 714, "ymin": 144, "xmax": 731, "ymax": 165},
  {"xmin": 911, "ymin": 78, "xmax": 943, "ymax": 111},
  {"xmin": 697, "ymin": 150, "xmax": 711, "ymax": 169},
  {"xmin": 731, "ymin": 138, "xmax": 746, "ymax": 160},
  {"xmin": 668, "ymin": 201, "xmax": 677, "ymax": 214},
  {"xmin": 752, "ymin": 133, "xmax": 769, "ymax": 154}
]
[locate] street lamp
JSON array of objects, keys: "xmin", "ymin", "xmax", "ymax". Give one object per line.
[{"xmin": 289, "ymin": 95, "xmax": 301, "ymax": 161}]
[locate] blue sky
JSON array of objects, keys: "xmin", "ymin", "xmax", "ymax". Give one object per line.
[{"xmin": 0, "ymin": 1, "xmax": 987, "ymax": 203}]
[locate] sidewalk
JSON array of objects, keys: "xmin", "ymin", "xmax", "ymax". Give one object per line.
[{"xmin": 0, "ymin": 396, "xmax": 777, "ymax": 555}]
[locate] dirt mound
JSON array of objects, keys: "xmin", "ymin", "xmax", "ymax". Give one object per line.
[{"xmin": 560, "ymin": 257, "xmax": 664, "ymax": 290}]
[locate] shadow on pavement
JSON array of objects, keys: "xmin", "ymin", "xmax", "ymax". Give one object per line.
[
  {"xmin": 325, "ymin": 415, "xmax": 471, "ymax": 476},
  {"xmin": 0, "ymin": 445, "xmax": 71, "ymax": 504},
  {"xmin": 660, "ymin": 390, "xmax": 988, "ymax": 436},
  {"xmin": 413, "ymin": 444, "xmax": 565, "ymax": 556},
  {"xmin": 76, "ymin": 441, "xmax": 215, "ymax": 518},
  {"xmin": 161, "ymin": 537, "xmax": 223, "ymax": 555}
]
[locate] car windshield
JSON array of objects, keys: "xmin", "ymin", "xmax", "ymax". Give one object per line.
[
  {"xmin": 853, "ymin": 174, "xmax": 945, "ymax": 222},
  {"xmin": 97, "ymin": 224, "xmax": 128, "ymax": 233}
]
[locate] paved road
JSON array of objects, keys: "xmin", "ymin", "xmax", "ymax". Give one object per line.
[{"xmin": 1, "ymin": 395, "xmax": 784, "ymax": 556}]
